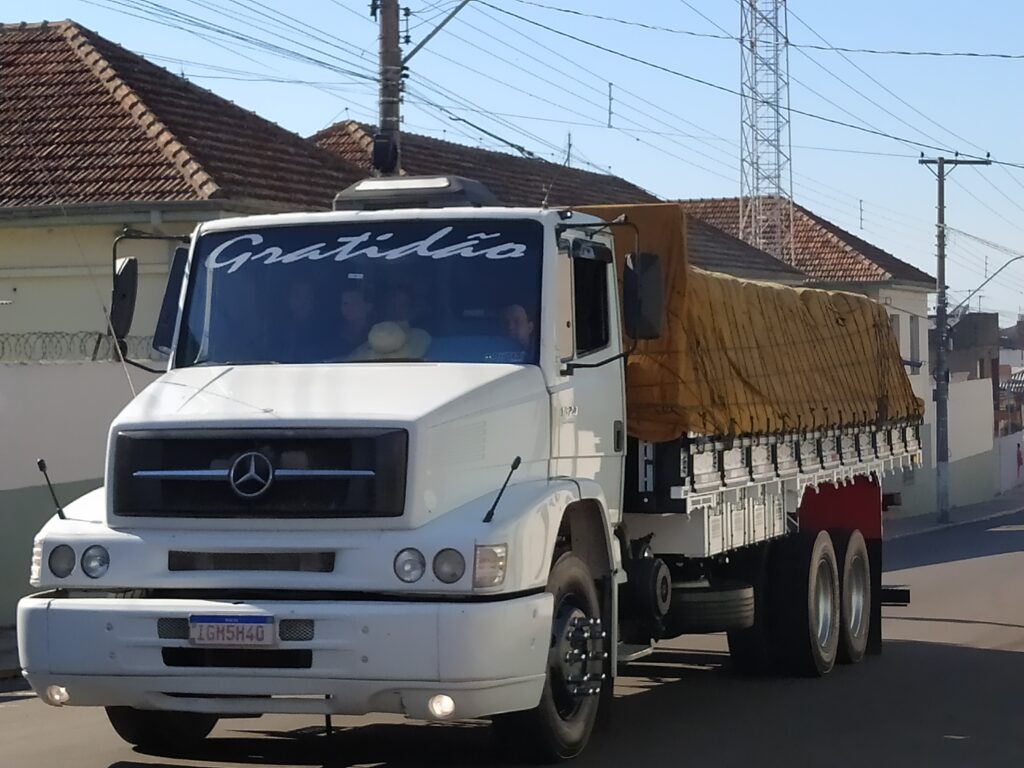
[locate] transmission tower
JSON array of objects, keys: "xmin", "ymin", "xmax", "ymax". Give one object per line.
[{"xmin": 739, "ymin": 0, "xmax": 794, "ymax": 263}]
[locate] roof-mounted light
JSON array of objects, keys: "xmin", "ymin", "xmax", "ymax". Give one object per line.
[
  {"xmin": 351, "ymin": 177, "xmax": 451, "ymax": 193},
  {"xmin": 333, "ymin": 175, "xmax": 502, "ymax": 211}
]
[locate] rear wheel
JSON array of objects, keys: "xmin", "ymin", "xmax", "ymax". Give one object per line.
[
  {"xmin": 772, "ymin": 531, "xmax": 840, "ymax": 677},
  {"xmin": 105, "ymin": 707, "xmax": 218, "ymax": 751},
  {"xmin": 835, "ymin": 529, "xmax": 871, "ymax": 664},
  {"xmin": 493, "ymin": 553, "xmax": 605, "ymax": 763},
  {"xmin": 726, "ymin": 543, "xmax": 776, "ymax": 675},
  {"xmin": 665, "ymin": 580, "xmax": 754, "ymax": 636}
]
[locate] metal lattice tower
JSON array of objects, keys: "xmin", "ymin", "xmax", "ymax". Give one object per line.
[{"xmin": 739, "ymin": 0, "xmax": 794, "ymax": 263}]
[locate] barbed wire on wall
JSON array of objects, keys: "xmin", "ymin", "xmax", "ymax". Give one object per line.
[{"xmin": 0, "ymin": 332, "xmax": 158, "ymax": 363}]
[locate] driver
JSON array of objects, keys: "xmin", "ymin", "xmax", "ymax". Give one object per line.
[{"xmin": 503, "ymin": 303, "xmax": 537, "ymax": 361}]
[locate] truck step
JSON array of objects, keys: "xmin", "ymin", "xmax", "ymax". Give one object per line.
[
  {"xmin": 617, "ymin": 642, "xmax": 655, "ymax": 667},
  {"xmin": 880, "ymin": 584, "xmax": 910, "ymax": 606}
]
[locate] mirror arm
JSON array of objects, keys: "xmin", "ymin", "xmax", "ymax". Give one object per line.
[
  {"xmin": 562, "ymin": 336, "xmax": 638, "ymax": 375},
  {"xmin": 124, "ymin": 357, "xmax": 165, "ymax": 374},
  {"xmin": 110, "ymin": 230, "xmax": 189, "ymax": 370},
  {"xmin": 112, "ymin": 229, "xmax": 190, "ymax": 283}
]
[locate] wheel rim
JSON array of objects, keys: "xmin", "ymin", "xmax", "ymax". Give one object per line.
[
  {"xmin": 847, "ymin": 554, "xmax": 868, "ymax": 639},
  {"xmin": 813, "ymin": 559, "xmax": 836, "ymax": 649},
  {"xmin": 550, "ymin": 597, "xmax": 588, "ymax": 720}
]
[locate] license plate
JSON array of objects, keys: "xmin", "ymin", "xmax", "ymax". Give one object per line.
[{"xmin": 189, "ymin": 615, "xmax": 275, "ymax": 647}]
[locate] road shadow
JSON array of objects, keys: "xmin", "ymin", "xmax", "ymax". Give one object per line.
[
  {"xmin": 110, "ymin": 641, "xmax": 1024, "ymax": 768},
  {"xmin": 885, "ymin": 509, "xmax": 1024, "ymax": 571}
]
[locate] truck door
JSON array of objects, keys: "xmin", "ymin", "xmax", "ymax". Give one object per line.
[{"xmin": 550, "ymin": 237, "xmax": 626, "ymax": 523}]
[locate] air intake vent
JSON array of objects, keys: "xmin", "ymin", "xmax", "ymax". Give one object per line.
[
  {"xmin": 168, "ymin": 551, "xmax": 335, "ymax": 573},
  {"xmin": 157, "ymin": 617, "xmax": 189, "ymax": 639},
  {"xmin": 279, "ymin": 619, "xmax": 314, "ymax": 642},
  {"xmin": 162, "ymin": 648, "xmax": 311, "ymax": 669}
]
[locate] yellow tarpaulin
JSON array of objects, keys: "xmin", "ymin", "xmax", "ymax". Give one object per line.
[{"xmin": 578, "ymin": 203, "xmax": 924, "ymax": 442}]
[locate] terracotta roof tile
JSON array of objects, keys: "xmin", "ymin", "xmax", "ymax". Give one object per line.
[
  {"xmin": 677, "ymin": 197, "xmax": 935, "ymax": 287},
  {"xmin": 687, "ymin": 216, "xmax": 804, "ymax": 283},
  {"xmin": 1, "ymin": 21, "xmax": 363, "ymax": 209},
  {"xmin": 312, "ymin": 121, "xmax": 659, "ymax": 207}
]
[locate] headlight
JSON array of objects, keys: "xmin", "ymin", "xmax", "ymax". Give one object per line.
[
  {"xmin": 81, "ymin": 546, "xmax": 110, "ymax": 579},
  {"xmin": 473, "ymin": 544, "xmax": 507, "ymax": 588},
  {"xmin": 30, "ymin": 539, "xmax": 43, "ymax": 585},
  {"xmin": 48, "ymin": 545, "xmax": 75, "ymax": 579},
  {"xmin": 394, "ymin": 548, "xmax": 426, "ymax": 583},
  {"xmin": 432, "ymin": 549, "xmax": 466, "ymax": 584}
]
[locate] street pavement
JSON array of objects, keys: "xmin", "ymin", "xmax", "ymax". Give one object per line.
[{"xmin": 1, "ymin": 511, "xmax": 1022, "ymax": 767}]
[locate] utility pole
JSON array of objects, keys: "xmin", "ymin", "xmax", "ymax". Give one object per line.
[
  {"xmin": 919, "ymin": 154, "xmax": 991, "ymax": 524},
  {"xmin": 373, "ymin": 0, "xmax": 403, "ymax": 175},
  {"xmin": 370, "ymin": 0, "xmax": 472, "ymax": 175}
]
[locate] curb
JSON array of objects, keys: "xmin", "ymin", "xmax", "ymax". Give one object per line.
[{"xmin": 884, "ymin": 506, "xmax": 1024, "ymax": 541}]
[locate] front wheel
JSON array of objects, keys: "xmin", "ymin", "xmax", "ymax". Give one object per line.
[
  {"xmin": 493, "ymin": 553, "xmax": 605, "ymax": 763},
  {"xmin": 106, "ymin": 707, "xmax": 218, "ymax": 752}
]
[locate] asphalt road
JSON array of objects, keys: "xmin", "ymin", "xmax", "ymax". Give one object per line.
[{"xmin": 2, "ymin": 512, "xmax": 1022, "ymax": 768}]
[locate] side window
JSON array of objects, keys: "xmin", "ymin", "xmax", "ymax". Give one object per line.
[{"xmin": 573, "ymin": 257, "xmax": 610, "ymax": 356}]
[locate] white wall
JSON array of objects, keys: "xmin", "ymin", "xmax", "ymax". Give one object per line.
[
  {"xmin": 0, "ymin": 362, "xmax": 158, "ymax": 492},
  {"xmin": 0, "ymin": 223, "xmax": 194, "ymax": 337},
  {"xmin": 885, "ymin": 376, "xmax": 996, "ymax": 516},
  {"xmin": 875, "ymin": 285, "xmax": 930, "ymax": 378},
  {"xmin": 1000, "ymin": 348, "xmax": 1024, "ymax": 370},
  {"xmin": 994, "ymin": 432, "xmax": 1024, "ymax": 495},
  {"xmin": 0, "ymin": 362, "xmax": 159, "ymax": 625}
]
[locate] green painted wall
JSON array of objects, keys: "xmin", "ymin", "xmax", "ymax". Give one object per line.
[{"xmin": 0, "ymin": 479, "xmax": 101, "ymax": 627}]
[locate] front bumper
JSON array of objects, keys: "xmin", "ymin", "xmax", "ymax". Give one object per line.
[{"xmin": 18, "ymin": 591, "xmax": 552, "ymax": 720}]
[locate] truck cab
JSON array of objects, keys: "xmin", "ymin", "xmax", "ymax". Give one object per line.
[{"xmin": 19, "ymin": 177, "xmax": 657, "ymax": 760}]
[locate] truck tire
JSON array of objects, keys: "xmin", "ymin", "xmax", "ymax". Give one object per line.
[
  {"xmin": 492, "ymin": 553, "xmax": 604, "ymax": 763},
  {"xmin": 105, "ymin": 706, "xmax": 218, "ymax": 751},
  {"xmin": 834, "ymin": 529, "xmax": 871, "ymax": 664},
  {"xmin": 664, "ymin": 581, "xmax": 754, "ymax": 636},
  {"xmin": 771, "ymin": 530, "xmax": 840, "ymax": 677},
  {"xmin": 726, "ymin": 543, "xmax": 777, "ymax": 675}
]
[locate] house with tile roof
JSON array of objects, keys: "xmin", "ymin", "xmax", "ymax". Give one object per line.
[
  {"xmin": 0, "ymin": 20, "xmax": 362, "ymax": 340},
  {"xmin": 677, "ymin": 197, "xmax": 935, "ymax": 379}
]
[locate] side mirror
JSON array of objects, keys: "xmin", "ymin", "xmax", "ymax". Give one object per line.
[
  {"xmin": 623, "ymin": 251, "xmax": 664, "ymax": 340},
  {"xmin": 110, "ymin": 257, "xmax": 138, "ymax": 342},
  {"xmin": 153, "ymin": 246, "xmax": 189, "ymax": 355}
]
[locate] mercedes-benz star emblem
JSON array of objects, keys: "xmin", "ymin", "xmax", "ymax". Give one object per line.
[{"xmin": 229, "ymin": 452, "xmax": 274, "ymax": 499}]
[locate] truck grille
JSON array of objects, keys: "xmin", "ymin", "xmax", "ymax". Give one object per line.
[{"xmin": 113, "ymin": 428, "xmax": 407, "ymax": 518}]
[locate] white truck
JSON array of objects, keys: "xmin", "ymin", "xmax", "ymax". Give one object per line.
[{"xmin": 18, "ymin": 176, "xmax": 920, "ymax": 762}]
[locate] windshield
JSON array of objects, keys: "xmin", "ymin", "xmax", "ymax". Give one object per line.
[{"xmin": 176, "ymin": 218, "xmax": 544, "ymax": 367}]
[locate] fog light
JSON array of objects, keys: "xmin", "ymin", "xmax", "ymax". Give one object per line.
[
  {"xmin": 48, "ymin": 545, "xmax": 75, "ymax": 579},
  {"xmin": 45, "ymin": 685, "xmax": 70, "ymax": 706},
  {"xmin": 427, "ymin": 693, "xmax": 455, "ymax": 719}
]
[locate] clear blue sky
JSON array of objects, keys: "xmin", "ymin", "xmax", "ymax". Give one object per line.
[{"xmin": 21, "ymin": 0, "xmax": 1024, "ymax": 322}]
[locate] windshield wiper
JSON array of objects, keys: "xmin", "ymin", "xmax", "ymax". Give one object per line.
[
  {"xmin": 192, "ymin": 359, "xmax": 282, "ymax": 367},
  {"xmin": 348, "ymin": 357, "xmax": 426, "ymax": 364}
]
